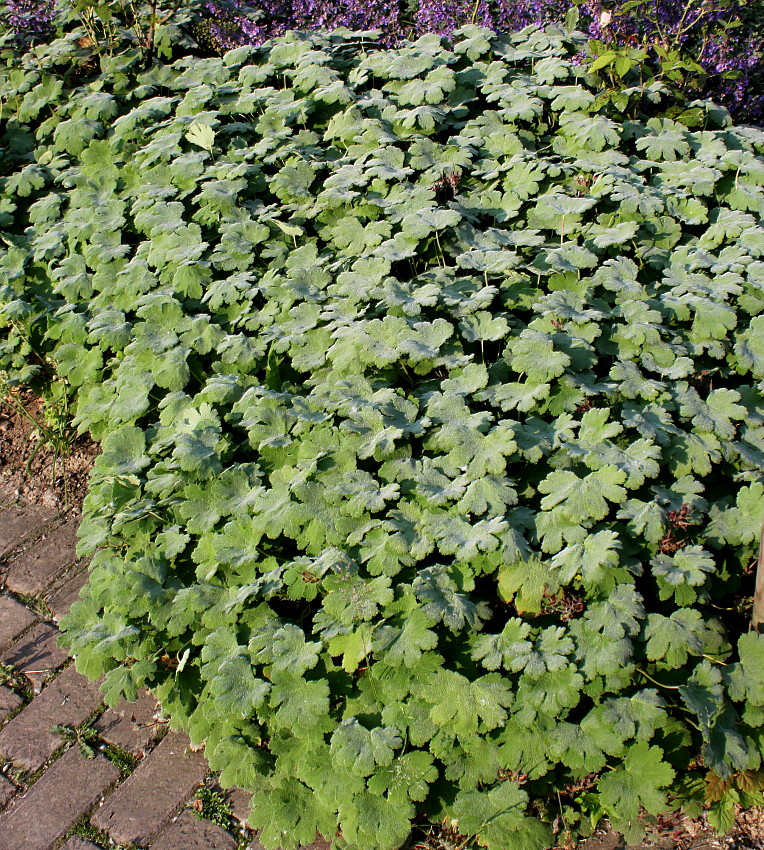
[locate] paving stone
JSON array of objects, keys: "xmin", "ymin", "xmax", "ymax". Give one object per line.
[
  {"xmin": 4, "ymin": 517, "xmax": 80, "ymax": 596},
  {"xmin": 152, "ymin": 810, "xmax": 238, "ymax": 850},
  {"xmin": 0, "ymin": 594, "xmax": 38, "ymax": 653},
  {"xmin": 91, "ymin": 730, "xmax": 208, "ymax": 846},
  {"xmin": 225, "ymin": 787, "xmax": 252, "ymax": 825},
  {"xmin": 0, "ymin": 663, "xmax": 103, "ymax": 772},
  {"xmin": 0, "ymin": 772, "xmax": 17, "ymax": 809},
  {"xmin": 0, "ymin": 504, "xmax": 57, "ymax": 560},
  {"xmin": 1, "ymin": 622, "xmax": 70, "ymax": 691},
  {"xmin": 60, "ymin": 837, "xmax": 103, "ymax": 850},
  {"xmin": 94, "ymin": 689, "xmax": 161, "ymax": 757},
  {"xmin": 0, "ymin": 684, "xmax": 24, "ymax": 724},
  {"xmin": 47, "ymin": 563, "xmax": 89, "ymax": 621},
  {"xmin": 0, "ymin": 745, "xmax": 119, "ymax": 850}
]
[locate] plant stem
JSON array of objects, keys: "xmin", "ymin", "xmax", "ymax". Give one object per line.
[{"xmin": 637, "ymin": 668, "xmax": 681, "ymax": 689}]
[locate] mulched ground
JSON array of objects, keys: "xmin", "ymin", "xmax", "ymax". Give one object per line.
[
  {"xmin": 1, "ymin": 389, "xmax": 763, "ymax": 850},
  {"xmin": 409, "ymin": 810, "xmax": 741, "ymax": 850}
]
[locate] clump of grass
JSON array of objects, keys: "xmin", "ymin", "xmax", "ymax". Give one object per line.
[{"xmin": 0, "ymin": 662, "xmax": 18, "ymax": 687}]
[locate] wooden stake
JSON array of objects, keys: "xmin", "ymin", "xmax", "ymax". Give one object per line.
[{"xmin": 752, "ymin": 514, "xmax": 764, "ymax": 633}]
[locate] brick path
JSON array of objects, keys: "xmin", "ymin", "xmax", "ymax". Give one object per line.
[{"xmin": 0, "ymin": 489, "xmax": 331, "ymax": 850}]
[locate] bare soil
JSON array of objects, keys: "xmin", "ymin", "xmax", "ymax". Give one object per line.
[
  {"xmin": 0, "ymin": 390, "xmax": 98, "ymax": 513},
  {"xmin": 409, "ymin": 807, "xmax": 761, "ymax": 850},
  {"xmin": 581, "ymin": 807, "xmax": 764, "ymax": 850}
]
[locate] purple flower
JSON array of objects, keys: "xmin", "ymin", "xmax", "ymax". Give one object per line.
[
  {"xmin": 415, "ymin": 0, "xmax": 493, "ymax": 37},
  {"xmin": 551, "ymin": 0, "xmax": 763, "ymax": 123},
  {"xmin": 696, "ymin": 28, "xmax": 764, "ymax": 122},
  {"xmin": 204, "ymin": 0, "xmax": 402, "ymax": 49},
  {"xmin": 195, "ymin": 0, "xmax": 762, "ymax": 124},
  {"xmin": 291, "ymin": 0, "xmax": 400, "ymax": 32},
  {"xmin": 494, "ymin": 0, "xmax": 569, "ymax": 32},
  {"xmin": 6, "ymin": 0, "xmax": 56, "ymax": 41}
]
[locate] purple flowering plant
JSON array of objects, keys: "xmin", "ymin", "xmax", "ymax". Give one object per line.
[
  {"xmin": 187, "ymin": 0, "xmax": 763, "ymax": 122},
  {"xmin": 0, "ymin": 0, "xmax": 761, "ymax": 118},
  {"xmin": 5, "ymin": 0, "xmax": 56, "ymax": 42},
  {"xmin": 0, "ymin": 0, "xmax": 200, "ymax": 63},
  {"xmin": 574, "ymin": 0, "xmax": 764, "ymax": 123}
]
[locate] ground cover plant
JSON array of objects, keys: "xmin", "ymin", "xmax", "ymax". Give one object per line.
[{"xmin": 2, "ymin": 13, "xmax": 764, "ymax": 850}]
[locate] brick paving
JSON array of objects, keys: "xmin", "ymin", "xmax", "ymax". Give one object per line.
[
  {"xmin": 0, "ymin": 772, "xmax": 17, "ymax": 809},
  {"xmin": 0, "ymin": 746, "xmax": 120, "ymax": 850},
  {"xmin": 46, "ymin": 562, "xmax": 89, "ymax": 621},
  {"xmin": 0, "ymin": 594, "xmax": 39, "ymax": 653},
  {"xmin": 94, "ymin": 688, "xmax": 163, "ymax": 757},
  {"xmin": 0, "ymin": 663, "xmax": 104, "ymax": 772},
  {"xmin": 0, "ymin": 684, "xmax": 23, "ymax": 723},
  {"xmin": 0, "ymin": 503, "xmax": 57, "ymax": 559},
  {"xmin": 226, "ymin": 787, "xmax": 253, "ymax": 825},
  {"xmin": 60, "ymin": 838, "xmax": 102, "ymax": 850},
  {"xmin": 3, "ymin": 516, "xmax": 80, "ymax": 596},
  {"xmin": 91, "ymin": 731, "xmax": 209, "ymax": 846},
  {"xmin": 0, "ymin": 496, "xmax": 262, "ymax": 850},
  {"xmin": 151, "ymin": 810, "xmax": 239, "ymax": 850},
  {"xmin": 1, "ymin": 621, "xmax": 70, "ymax": 692}
]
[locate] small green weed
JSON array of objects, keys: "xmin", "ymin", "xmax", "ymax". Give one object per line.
[
  {"xmin": 102, "ymin": 742, "xmax": 140, "ymax": 776},
  {"xmin": 0, "ymin": 662, "xmax": 16, "ymax": 687},
  {"xmin": 14, "ymin": 592, "xmax": 55, "ymax": 622},
  {"xmin": 63, "ymin": 815, "xmax": 112, "ymax": 847},
  {"xmin": 50, "ymin": 720, "xmax": 99, "ymax": 759},
  {"xmin": 192, "ymin": 786, "xmax": 234, "ymax": 830},
  {"xmin": 0, "ymin": 661, "xmax": 33, "ymax": 700}
]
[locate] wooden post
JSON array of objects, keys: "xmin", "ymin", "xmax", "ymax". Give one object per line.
[{"xmin": 752, "ymin": 514, "xmax": 764, "ymax": 633}]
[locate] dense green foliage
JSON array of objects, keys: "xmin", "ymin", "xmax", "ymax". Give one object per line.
[{"xmin": 3, "ymin": 20, "xmax": 764, "ymax": 850}]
